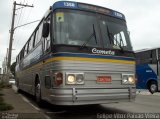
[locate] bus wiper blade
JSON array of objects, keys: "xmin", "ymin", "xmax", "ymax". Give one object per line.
[
  {"xmin": 93, "ymin": 24, "xmax": 97, "ymax": 44},
  {"xmin": 80, "ymin": 24, "xmax": 97, "ymax": 49},
  {"xmin": 106, "ymin": 25, "xmax": 113, "ymax": 44}
]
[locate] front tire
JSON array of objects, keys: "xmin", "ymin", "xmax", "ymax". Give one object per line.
[{"xmin": 148, "ymin": 81, "xmax": 157, "ymax": 94}]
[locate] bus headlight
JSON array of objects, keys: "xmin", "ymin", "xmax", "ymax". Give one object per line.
[
  {"xmin": 128, "ymin": 76, "xmax": 135, "ymax": 84},
  {"xmin": 67, "ymin": 74, "xmax": 76, "ymax": 84},
  {"xmin": 122, "ymin": 74, "xmax": 135, "ymax": 85},
  {"xmin": 66, "ymin": 73, "xmax": 84, "ymax": 85},
  {"xmin": 76, "ymin": 74, "xmax": 84, "ymax": 84}
]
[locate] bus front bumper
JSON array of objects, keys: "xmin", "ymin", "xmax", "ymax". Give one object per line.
[{"xmin": 48, "ymin": 87, "xmax": 136, "ymax": 105}]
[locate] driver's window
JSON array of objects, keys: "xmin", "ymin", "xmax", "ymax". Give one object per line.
[
  {"xmin": 120, "ymin": 31, "xmax": 127, "ymax": 46},
  {"xmin": 113, "ymin": 31, "xmax": 127, "ymax": 47},
  {"xmin": 44, "ymin": 16, "xmax": 51, "ymax": 52}
]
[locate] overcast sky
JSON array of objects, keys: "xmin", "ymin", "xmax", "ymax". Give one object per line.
[{"xmin": 0, "ymin": 0, "xmax": 160, "ymax": 69}]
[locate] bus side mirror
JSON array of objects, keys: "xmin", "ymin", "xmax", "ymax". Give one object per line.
[{"xmin": 42, "ymin": 23, "xmax": 49, "ymax": 38}]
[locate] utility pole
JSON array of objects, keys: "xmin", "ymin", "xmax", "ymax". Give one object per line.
[
  {"xmin": 6, "ymin": 48, "xmax": 8, "ymax": 74},
  {"xmin": 7, "ymin": 1, "xmax": 33, "ymax": 81}
]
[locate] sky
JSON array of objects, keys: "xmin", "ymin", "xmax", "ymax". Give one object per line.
[{"xmin": 0, "ymin": 0, "xmax": 160, "ymax": 70}]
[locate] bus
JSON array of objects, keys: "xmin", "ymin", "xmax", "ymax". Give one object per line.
[
  {"xmin": 135, "ymin": 48, "xmax": 160, "ymax": 94},
  {"xmin": 15, "ymin": 1, "xmax": 136, "ymax": 105}
]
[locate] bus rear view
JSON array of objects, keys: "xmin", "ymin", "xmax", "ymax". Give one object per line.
[{"xmin": 15, "ymin": 1, "xmax": 136, "ymax": 105}]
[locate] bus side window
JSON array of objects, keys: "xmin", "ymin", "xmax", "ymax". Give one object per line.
[
  {"xmin": 16, "ymin": 57, "xmax": 17, "ymax": 64},
  {"xmin": 32, "ymin": 32, "xmax": 36, "ymax": 48},
  {"xmin": 16, "ymin": 56, "xmax": 18, "ymax": 63},
  {"xmin": 158, "ymin": 48, "xmax": 160, "ymax": 61},
  {"xmin": 24, "ymin": 43, "xmax": 29, "ymax": 56},
  {"xmin": 17, "ymin": 55, "xmax": 19, "ymax": 63},
  {"xmin": 151, "ymin": 50, "xmax": 157, "ymax": 64},
  {"xmin": 35, "ymin": 23, "xmax": 43, "ymax": 46},
  {"xmin": 34, "ymin": 28, "xmax": 39, "ymax": 46},
  {"xmin": 140, "ymin": 51, "xmax": 152, "ymax": 64},
  {"xmin": 28, "ymin": 34, "xmax": 34, "ymax": 52},
  {"xmin": 44, "ymin": 34, "xmax": 50, "ymax": 52},
  {"xmin": 38, "ymin": 23, "xmax": 43, "ymax": 42},
  {"xmin": 18, "ymin": 55, "xmax": 20, "ymax": 63},
  {"xmin": 20, "ymin": 48, "xmax": 24, "ymax": 60},
  {"xmin": 43, "ymin": 16, "xmax": 51, "ymax": 52}
]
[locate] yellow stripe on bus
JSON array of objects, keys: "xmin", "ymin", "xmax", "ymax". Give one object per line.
[
  {"xmin": 45, "ymin": 56, "xmax": 136, "ymax": 64},
  {"xmin": 18, "ymin": 56, "xmax": 135, "ymax": 74}
]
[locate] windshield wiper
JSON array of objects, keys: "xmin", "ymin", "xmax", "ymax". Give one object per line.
[
  {"xmin": 80, "ymin": 24, "xmax": 97, "ymax": 49},
  {"xmin": 106, "ymin": 25, "xmax": 124, "ymax": 52},
  {"xmin": 106, "ymin": 25, "xmax": 113, "ymax": 44},
  {"xmin": 93, "ymin": 24, "xmax": 97, "ymax": 44}
]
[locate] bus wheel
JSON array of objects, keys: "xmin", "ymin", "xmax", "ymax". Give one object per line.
[
  {"xmin": 35, "ymin": 80, "xmax": 42, "ymax": 105},
  {"xmin": 148, "ymin": 81, "xmax": 157, "ymax": 94}
]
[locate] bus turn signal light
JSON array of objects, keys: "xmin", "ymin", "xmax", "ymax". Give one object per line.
[{"xmin": 55, "ymin": 72, "xmax": 63, "ymax": 86}]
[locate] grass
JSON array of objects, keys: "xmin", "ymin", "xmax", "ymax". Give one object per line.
[
  {"xmin": 0, "ymin": 102, "xmax": 14, "ymax": 111},
  {"xmin": 0, "ymin": 82, "xmax": 14, "ymax": 111}
]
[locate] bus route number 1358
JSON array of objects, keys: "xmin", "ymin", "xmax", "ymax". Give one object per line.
[{"xmin": 64, "ymin": 2, "xmax": 76, "ymax": 7}]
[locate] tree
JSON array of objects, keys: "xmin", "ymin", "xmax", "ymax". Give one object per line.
[{"xmin": 10, "ymin": 62, "xmax": 16, "ymax": 77}]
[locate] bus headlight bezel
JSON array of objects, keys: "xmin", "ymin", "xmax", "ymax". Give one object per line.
[
  {"xmin": 66, "ymin": 73, "xmax": 84, "ymax": 85},
  {"xmin": 76, "ymin": 74, "xmax": 84, "ymax": 84},
  {"xmin": 122, "ymin": 74, "xmax": 135, "ymax": 85}
]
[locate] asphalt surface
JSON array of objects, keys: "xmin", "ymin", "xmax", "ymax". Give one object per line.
[
  {"xmin": 1, "ymin": 85, "xmax": 160, "ymax": 119},
  {"xmin": 41, "ymin": 91, "xmax": 160, "ymax": 119}
]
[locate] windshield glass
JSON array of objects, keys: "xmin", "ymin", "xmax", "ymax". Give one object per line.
[
  {"xmin": 99, "ymin": 15, "xmax": 132, "ymax": 50},
  {"xmin": 53, "ymin": 9, "xmax": 132, "ymax": 51},
  {"xmin": 54, "ymin": 9, "xmax": 100, "ymax": 47}
]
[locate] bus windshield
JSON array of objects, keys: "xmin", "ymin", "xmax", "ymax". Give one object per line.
[
  {"xmin": 53, "ymin": 9, "xmax": 132, "ymax": 51},
  {"xmin": 99, "ymin": 15, "xmax": 132, "ymax": 50}
]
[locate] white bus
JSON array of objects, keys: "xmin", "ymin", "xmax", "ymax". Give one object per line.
[{"xmin": 15, "ymin": 1, "xmax": 136, "ymax": 105}]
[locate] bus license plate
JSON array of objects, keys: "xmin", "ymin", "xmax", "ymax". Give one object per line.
[{"xmin": 97, "ymin": 76, "xmax": 112, "ymax": 83}]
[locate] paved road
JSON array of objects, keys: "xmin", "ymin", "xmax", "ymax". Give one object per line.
[{"xmin": 10, "ymin": 85, "xmax": 160, "ymax": 119}]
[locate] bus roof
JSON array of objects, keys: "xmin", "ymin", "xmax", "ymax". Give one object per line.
[
  {"xmin": 135, "ymin": 47, "xmax": 160, "ymax": 53},
  {"xmin": 52, "ymin": 1, "xmax": 126, "ymax": 20}
]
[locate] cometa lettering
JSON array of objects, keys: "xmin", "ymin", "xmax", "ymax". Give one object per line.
[{"xmin": 92, "ymin": 48, "xmax": 115, "ymax": 55}]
